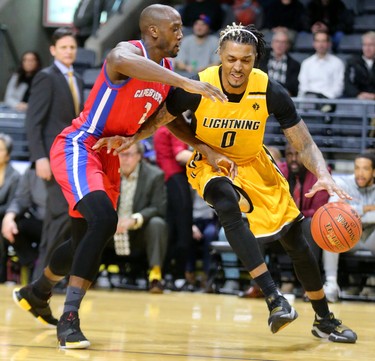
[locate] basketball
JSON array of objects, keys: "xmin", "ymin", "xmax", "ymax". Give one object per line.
[{"xmin": 311, "ymin": 202, "xmax": 362, "ymax": 253}]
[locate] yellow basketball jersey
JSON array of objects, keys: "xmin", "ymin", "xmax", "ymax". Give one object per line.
[{"xmin": 194, "ymin": 66, "xmax": 269, "ymax": 165}]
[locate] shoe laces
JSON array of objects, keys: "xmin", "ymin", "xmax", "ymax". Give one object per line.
[
  {"xmin": 318, "ymin": 312, "xmax": 342, "ymax": 327},
  {"xmin": 266, "ymin": 292, "xmax": 287, "ymax": 311},
  {"xmin": 329, "ymin": 314, "xmax": 342, "ymax": 327}
]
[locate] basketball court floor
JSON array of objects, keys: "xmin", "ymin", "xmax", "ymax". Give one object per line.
[{"xmin": 1, "ymin": 283, "xmax": 374, "ymax": 361}]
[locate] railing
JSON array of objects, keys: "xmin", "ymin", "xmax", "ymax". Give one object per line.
[
  {"xmin": 0, "ymin": 105, "xmax": 28, "ymax": 160},
  {"xmin": 1, "ymin": 98, "xmax": 375, "ymax": 168},
  {"xmin": 265, "ymin": 98, "xmax": 375, "ymax": 171}
]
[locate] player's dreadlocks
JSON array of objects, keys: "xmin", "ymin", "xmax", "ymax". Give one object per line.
[{"xmin": 219, "ymin": 23, "xmax": 266, "ymax": 64}]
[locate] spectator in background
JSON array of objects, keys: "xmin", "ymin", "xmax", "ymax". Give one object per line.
[
  {"xmin": 25, "ymin": 27, "xmax": 84, "ymax": 280},
  {"xmin": 174, "ymin": 14, "xmax": 220, "ymax": 77},
  {"xmin": 1, "ymin": 165, "xmax": 46, "ymax": 283},
  {"xmin": 185, "ymin": 189, "xmax": 220, "ymax": 291},
  {"xmin": 180, "ymin": 0, "xmax": 224, "ymax": 32},
  {"xmin": 322, "ymin": 153, "xmax": 375, "ymax": 302},
  {"xmin": 0, "ymin": 133, "xmax": 20, "ymax": 283},
  {"xmin": 307, "ymin": 0, "xmax": 354, "ymax": 52},
  {"xmin": 279, "ymin": 143, "xmax": 330, "ymax": 263},
  {"xmin": 232, "ymin": 0, "xmax": 264, "ymax": 29},
  {"xmin": 344, "ymin": 31, "xmax": 375, "ymax": 100},
  {"xmin": 298, "ymin": 31, "xmax": 344, "ymax": 105},
  {"xmin": 153, "ymin": 126, "xmax": 193, "ymax": 289},
  {"xmin": 258, "ymin": 29, "xmax": 300, "ymax": 97},
  {"xmin": 3, "ymin": 51, "xmax": 42, "ymax": 112},
  {"xmin": 113, "ymin": 142, "xmax": 168, "ymax": 294},
  {"xmin": 262, "ymin": 0, "xmax": 309, "ymax": 44}
]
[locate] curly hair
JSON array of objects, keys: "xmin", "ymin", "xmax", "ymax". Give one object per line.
[{"xmin": 218, "ymin": 23, "xmax": 266, "ymax": 64}]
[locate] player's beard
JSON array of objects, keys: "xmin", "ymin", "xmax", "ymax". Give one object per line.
[{"xmin": 228, "ymin": 80, "xmax": 243, "ymax": 89}]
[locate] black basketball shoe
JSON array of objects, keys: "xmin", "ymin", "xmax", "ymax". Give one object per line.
[
  {"xmin": 266, "ymin": 291, "xmax": 298, "ymax": 333},
  {"xmin": 13, "ymin": 286, "xmax": 58, "ymax": 326},
  {"xmin": 311, "ymin": 312, "xmax": 357, "ymax": 343},
  {"xmin": 57, "ymin": 311, "xmax": 90, "ymax": 349}
]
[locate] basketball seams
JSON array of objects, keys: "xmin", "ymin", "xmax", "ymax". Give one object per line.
[
  {"xmin": 328, "ymin": 206, "xmax": 356, "ymax": 250},
  {"xmin": 313, "ymin": 210, "xmax": 331, "ymax": 251},
  {"xmin": 320, "ymin": 206, "xmax": 336, "ymax": 252}
]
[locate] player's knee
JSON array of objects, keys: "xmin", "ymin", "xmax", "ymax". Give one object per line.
[
  {"xmin": 204, "ymin": 178, "xmax": 240, "ymax": 216},
  {"xmin": 90, "ymin": 208, "xmax": 118, "ymax": 239}
]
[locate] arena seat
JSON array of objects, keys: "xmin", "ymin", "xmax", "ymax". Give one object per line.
[
  {"xmin": 353, "ymin": 14, "xmax": 375, "ymax": 33},
  {"xmin": 292, "ymin": 32, "xmax": 314, "ymax": 52},
  {"xmin": 74, "ymin": 47, "xmax": 97, "ymax": 75},
  {"xmin": 337, "ymin": 34, "xmax": 362, "ymax": 53},
  {"xmin": 0, "ymin": 107, "xmax": 28, "ymax": 161}
]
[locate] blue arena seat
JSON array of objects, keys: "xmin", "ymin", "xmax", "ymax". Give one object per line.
[
  {"xmin": 337, "ymin": 34, "xmax": 362, "ymax": 53},
  {"xmin": 82, "ymin": 67, "xmax": 101, "ymax": 89},
  {"xmin": 74, "ymin": 47, "xmax": 97, "ymax": 75},
  {"xmin": 353, "ymin": 15, "xmax": 375, "ymax": 33},
  {"xmin": 292, "ymin": 32, "xmax": 314, "ymax": 52}
]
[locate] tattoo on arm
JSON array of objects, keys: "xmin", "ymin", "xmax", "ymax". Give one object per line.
[
  {"xmin": 135, "ymin": 104, "xmax": 175, "ymax": 142},
  {"xmin": 283, "ymin": 120, "xmax": 330, "ymax": 177}
]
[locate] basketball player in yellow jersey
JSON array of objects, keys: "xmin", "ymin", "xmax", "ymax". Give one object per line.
[{"xmin": 94, "ymin": 24, "xmax": 357, "ymax": 343}]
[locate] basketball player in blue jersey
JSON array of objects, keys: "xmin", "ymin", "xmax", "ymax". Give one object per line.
[
  {"xmin": 12, "ymin": 4, "xmax": 232, "ymax": 349},
  {"xmin": 96, "ymin": 24, "xmax": 357, "ymax": 344}
]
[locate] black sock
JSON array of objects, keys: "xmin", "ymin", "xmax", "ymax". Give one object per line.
[
  {"xmin": 253, "ymin": 271, "xmax": 278, "ymax": 298},
  {"xmin": 310, "ymin": 297, "xmax": 330, "ymax": 318},
  {"xmin": 32, "ymin": 273, "xmax": 59, "ymax": 299},
  {"xmin": 63, "ymin": 286, "xmax": 86, "ymax": 313}
]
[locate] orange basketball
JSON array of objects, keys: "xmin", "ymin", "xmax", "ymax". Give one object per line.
[{"xmin": 311, "ymin": 202, "xmax": 362, "ymax": 253}]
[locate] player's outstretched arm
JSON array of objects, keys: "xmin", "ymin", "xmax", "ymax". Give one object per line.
[
  {"xmin": 283, "ymin": 120, "xmax": 351, "ymax": 200},
  {"xmin": 107, "ymin": 42, "xmax": 227, "ymax": 103}
]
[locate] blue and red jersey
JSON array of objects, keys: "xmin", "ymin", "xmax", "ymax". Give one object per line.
[{"xmin": 50, "ymin": 40, "xmax": 173, "ymax": 217}]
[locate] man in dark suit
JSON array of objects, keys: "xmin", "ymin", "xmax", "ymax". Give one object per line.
[
  {"xmin": 258, "ymin": 29, "xmax": 300, "ymax": 97},
  {"xmin": 25, "ymin": 27, "xmax": 84, "ymax": 280},
  {"xmin": 112, "ymin": 142, "xmax": 168, "ymax": 293},
  {"xmin": 344, "ymin": 31, "xmax": 375, "ymax": 100}
]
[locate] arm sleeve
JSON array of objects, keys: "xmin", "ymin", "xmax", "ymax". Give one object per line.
[
  {"xmin": 166, "ymin": 75, "xmax": 201, "ymax": 116},
  {"xmin": 267, "ymin": 79, "xmax": 301, "ymax": 129}
]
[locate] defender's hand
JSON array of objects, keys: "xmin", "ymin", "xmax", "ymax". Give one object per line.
[
  {"xmin": 181, "ymin": 78, "xmax": 227, "ymax": 103},
  {"xmin": 92, "ymin": 135, "xmax": 136, "ymax": 155}
]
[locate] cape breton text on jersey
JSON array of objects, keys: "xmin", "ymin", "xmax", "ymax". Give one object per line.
[{"xmin": 134, "ymin": 88, "xmax": 163, "ymax": 104}]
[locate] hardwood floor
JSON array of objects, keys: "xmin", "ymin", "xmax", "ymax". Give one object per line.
[{"xmin": 1, "ymin": 283, "xmax": 374, "ymax": 360}]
